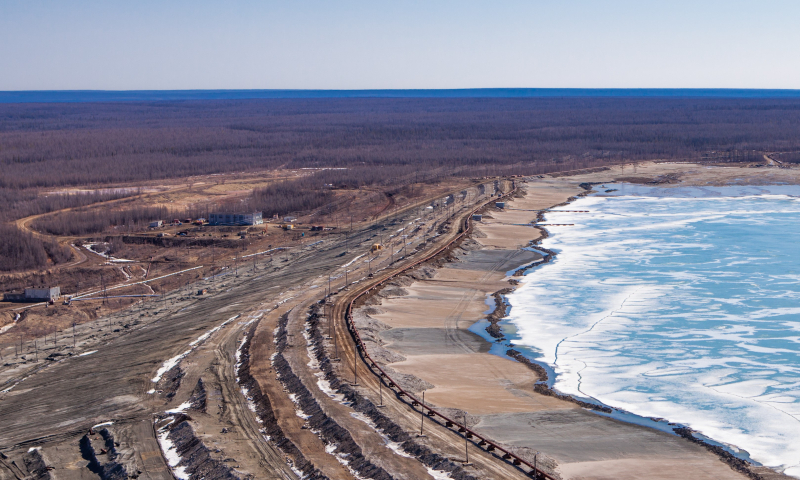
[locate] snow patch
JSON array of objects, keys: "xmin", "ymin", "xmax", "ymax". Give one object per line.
[
  {"xmin": 426, "ymin": 467, "xmax": 454, "ymax": 479},
  {"xmin": 152, "ymin": 315, "xmax": 240, "ymax": 384},
  {"xmin": 342, "ymin": 254, "xmax": 366, "ymax": 268},
  {"xmin": 156, "ymin": 419, "xmax": 190, "ymax": 480},
  {"xmin": 166, "ymin": 401, "xmax": 192, "ymax": 414}
]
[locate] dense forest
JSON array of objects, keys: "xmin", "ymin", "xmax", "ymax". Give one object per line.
[
  {"xmin": 3, "ymin": 97, "xmax": 800, "ymax": 189},
  {"xmin": 0, "ymin": 224, "xmax": 71, "ymax": 272},
  {"xmin": 30, "ymin": 205, "xmax": 171, "ymax": 236},
  {"xmin": 2, "ymin": 96, "xmax": 800, "ymax": 272}
]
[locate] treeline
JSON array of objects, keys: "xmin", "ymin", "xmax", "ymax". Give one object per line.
[
  {"xmin": 0, "ymin": 224, "xmax": 71, "ymax": 271},
  {"xmin": 3, "ymin": 97, "xmax": 800, "ymax": 189},
  {"xmin": 242, "ymin": 166, "xmax": 452, "ymax": 217},
  {"xmin": 773, "ymin": 152, "xmax": 800, "ymax": 164},
  {"xmin": 31, "ymin": 206, "xmax": 170, "ymax": 236},
  {"xmin": 246, "ymin": 176, "xmax": 334, "ymax": 218},
  {"xmin": 0, "ymin": 188, "xmax": 137, "ymax": 223},
  {"xmin": 3, "ymin": 96, "xmax": 800, "ymax": 271}
]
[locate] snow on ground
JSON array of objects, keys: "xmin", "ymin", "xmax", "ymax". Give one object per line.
[
  {"xmin": 156, "ymin": 418, "xmax": 190, "ymax": 480},
  {"xmin": 151, "ymin": 315, "xmax": 240, "ymax": 384}
]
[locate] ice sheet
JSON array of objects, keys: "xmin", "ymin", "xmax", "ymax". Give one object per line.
[{"xmin": 506, "ymin": 189, "xmax": 800, "ymax": 475}]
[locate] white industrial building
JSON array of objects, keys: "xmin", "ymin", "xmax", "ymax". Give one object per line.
[
  {"xmin": 4, "ymin": 287, "xmax": 61, "ymax": 302},
  {"xmin": 208, "ymin": 212, "xmax": 264, "ymax": 226}
]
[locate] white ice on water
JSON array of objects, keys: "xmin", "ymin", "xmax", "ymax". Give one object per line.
[{"xmin": 506, "ymin": 186, "xmax": 800, "ymax": 477}]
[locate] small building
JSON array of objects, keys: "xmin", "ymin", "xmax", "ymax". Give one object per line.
[
  {"xmin": 209, "ymin": 212, "xmax": 264, "ymax": 226},
  {"xmin": 149, "ymin": 220, "xmax": 163, "ymax": 228},
  {"xmin": 472, "ymin": 214, "xmax": 483, "ymax": 222},
  {"xmin": 4, "ymin": 287, "xmax": 61, "ymax": 303},
  {"xmin": 495, "ymin": 202, "xmax": 506, "ymax": 209}
]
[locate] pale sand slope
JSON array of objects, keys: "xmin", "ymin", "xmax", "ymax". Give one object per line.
[
  {"xmin": 362, "ymin": 175, "xmax": 748, "ymax": 480},
  {"xmin": 473, "ymin": 180, "xmax": 579, "ymax": 249}
]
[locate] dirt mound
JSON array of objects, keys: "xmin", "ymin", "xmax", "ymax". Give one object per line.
[
  {"xmin": 188, "ymin": 378, "xmax": 207, "ymax": 412},
  {"xmin": 275, "ymin": 310, "xmax": 392, "ymax": 480},
  {"xmin": 80, "ymin": 429, "xmax": 127, "ymax": 480},
  {"xmin": 164, "ymin": 416, "xmax": 240, "ymax": 480},
  {"xmin": 157, "ymin": 364, "xmax": 184, "ymax": 401},
  {"xmin": 306, "ymin": 306, "xmax": 478, "ymax": 480},
  {"xmin": 407, "ymin": 266, "xmax": 436, "ymax": 280},
  {"xmin": 237, "ymin": 321, "xmax": 326, "ymax": 479}
]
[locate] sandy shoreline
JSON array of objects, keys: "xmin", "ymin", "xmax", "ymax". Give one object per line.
[{"xmin": 353, "ymin": 162, "xmax": 800, "ymax": 480}]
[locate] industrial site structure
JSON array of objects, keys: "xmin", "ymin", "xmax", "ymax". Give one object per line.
[
  {"xmin": 208, "ymin": 212, "xmax": 264, "ymax": 226},
  {"xmin": 4, "ymin": 287, "xmax": 61, "ymax": 302}
]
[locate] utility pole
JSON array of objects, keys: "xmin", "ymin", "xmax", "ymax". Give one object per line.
[
  {"xmin": 73, "ymin": 322, "xmax": 76, "ymax": 348},
  {"xmin": 352, "ymin": 348, "xmax": 359, "ymax": 386},
  {"xmin": 327, "ymin": 304, "xmax": 332, "ymax": 340},
  {"xmin": 100, "ymin": 273, "xmax": 106, "ymax": 305},
  {"xmin": 418, "ymin": 391, "xmax": 426, "ymax": 437},
  {"xmin": 334, "ymin": 317, "xmax": 339, "ymax": 361},
  {"xmin": 463, "ymin": 412, "xmax": 471, "ymax": 466}
]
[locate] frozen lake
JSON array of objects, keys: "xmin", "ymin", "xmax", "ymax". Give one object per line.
[{"xmin": 506, "ymin": 184, "xmax": 800, "ymax": 476}]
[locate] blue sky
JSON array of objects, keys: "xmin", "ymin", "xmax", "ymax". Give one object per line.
[{"xmin": 1, "ymin": 0, "xmax": 798, "ymax": 90}]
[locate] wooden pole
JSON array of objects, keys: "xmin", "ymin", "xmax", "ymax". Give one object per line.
[
  {"xmin": 418, "ymin": 391, "xmax": 426, "ymax": 437},
  {"xmin": 463, "ymin": 412, "xmax": 470, "ymax": 465},
  {"xmin": 352, "ymin": 347, "xmax": 359, "ymax": 386}
]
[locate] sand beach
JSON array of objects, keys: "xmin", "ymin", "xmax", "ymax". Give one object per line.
[{"xmin": 351, "ymin": 162, "xmax": 800, "ymax": 479}]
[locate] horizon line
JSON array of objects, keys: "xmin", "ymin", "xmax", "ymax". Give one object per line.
[{"xmin": 3, "ymin": 87, "xmax": 800, "ymax": 104}]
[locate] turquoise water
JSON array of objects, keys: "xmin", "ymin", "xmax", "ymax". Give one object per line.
[{"xmin": 506, "ymin": 185, "xmax": 800, "ymax": 476}]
